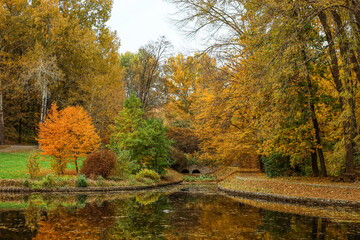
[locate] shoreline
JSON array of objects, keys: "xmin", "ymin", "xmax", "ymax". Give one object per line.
[
  {"xmin": 217, "ymin": 185, "xmax": 360, "ymax": 209},
  {"xmin": 0, "ymin": 180, "xmax": 183, "ymax": 194}
]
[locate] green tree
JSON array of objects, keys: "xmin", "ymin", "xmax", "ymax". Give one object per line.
[{"xmin": 109, "ymin": 94, "xmax": 172, "ymax": 174}]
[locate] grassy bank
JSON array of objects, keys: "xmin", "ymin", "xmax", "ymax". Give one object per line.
[
  {"xmin": 0, "ymin": 150, "xmax": 183, "ymax": 191},
  {"xmin": 0, "ymin": 152, "xmax": 81, "ymax": 179},
  {"xmin": 0, "ymin": 168, "xmax": 182, "ymax": 191}
]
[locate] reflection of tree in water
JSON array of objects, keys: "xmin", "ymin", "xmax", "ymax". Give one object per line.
[
  {"xmin": 79, "ymin": 200, "xmax": 118, "ymax": 238},
  {"xmin": 258, "ymin": 210, "xmax": 360, "ymax": 240},
  {"xmin": 105, "ymin": 193, "xmax": 171, "ymax": 240},
  {"xmin": 34, "ymin": 206, "xmax": 100, "ymax": 240},
  {"xmin": 164, "ymin": 193, "xmax": 263, "ymax": 239},
  {"xmin": 2, "ymin": 192, "xmax": 360, "ymax": 240},
  {"xmin": 31, "ymin": 195, "xmax": 117, "ymax": 240},
  {"xmin": 0, "ymin": 210, "xmax": 34, "ymax": 240},
  {"xmin": 24, "ymin": 202, "xmax": 41, "ymax": 233}
]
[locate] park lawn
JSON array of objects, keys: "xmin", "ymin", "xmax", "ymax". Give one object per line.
[{"xmin": 0, "ymin": 152, "xmax": 83, "ymax": 179}]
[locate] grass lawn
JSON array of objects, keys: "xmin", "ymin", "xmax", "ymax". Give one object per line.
[{"xmin": 0, "ymin": 152, "xmax": 83, "ymax": 179}]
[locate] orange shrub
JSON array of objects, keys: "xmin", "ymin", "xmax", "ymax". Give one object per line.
[{"xmin": 80, "ymin": 150, "xmax": 117, "ymax": 179}]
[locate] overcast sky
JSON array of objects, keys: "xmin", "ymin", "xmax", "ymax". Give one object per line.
[{"xmin": 106, "ymin": 0, "xmax": 202, "ymax": 55}]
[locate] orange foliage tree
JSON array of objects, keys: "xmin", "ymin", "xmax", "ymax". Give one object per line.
[
  {"xmin": 38, "ymin": 103, "xmax": 100, "ymax": 174},
  {"xmin": 34, "ymin": 206, "xmax": 100, "ymax": 240}
]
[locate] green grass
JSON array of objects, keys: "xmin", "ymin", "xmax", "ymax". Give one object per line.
[
  {"xmin": 0, "ymin": 202, "xmax": 29, "ymax": 210},
  {"xmin": 184, "ymin": 174, "xmax": 216, "ymax": 182},
  {"xmin": 0, "ymin": 152, "xmax": 83, "ymax": 179}
]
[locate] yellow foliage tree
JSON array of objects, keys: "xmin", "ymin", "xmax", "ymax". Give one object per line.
[{"xmin": 194, "ymin": 66, "xmax": 259, "ymax": 168}]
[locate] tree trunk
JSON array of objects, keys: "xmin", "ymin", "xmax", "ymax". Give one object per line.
[
  {"xmin": 0, "ymin": 57, "xmax": 5, "ymax": 144},
  {"xmin": 318, "ymin": 11, "xmax": 356, "ymax": 174},
  {"xmin": 302, "ymin": 49, "xmax": 327, "ymax": 177},
  {"xmin": 310, "ymin": 148, "xmax": 319, "ymax": 177},
  {"xmin": 331, "ymin": 10, "xmax": 358, "ymax": 174},
  {"xmin": 40, "ymin": 86, "xmax": 48, "ymax": 124},
  {"xmin": 311, "ymin": 217, "xmax": 318, "ymax": 240},
  {"xmin": 0, "ymin": 88, "xmax": 5, "ymax": 145},
  {"xmin": 18, "ymin": 118, "xmax": 22, "ymax": 144},
  {"xmin": 310, "ymin": 99, "xmax": 327, "ymax": 177},
  {"xmin": 75, "ymin": 157, "xmax": 79, "ymax": 174}
]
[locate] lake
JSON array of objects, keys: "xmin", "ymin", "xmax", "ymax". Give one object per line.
[{"xmin": 0, "ymin": 185, "xmax": 359, "ymax": 239}]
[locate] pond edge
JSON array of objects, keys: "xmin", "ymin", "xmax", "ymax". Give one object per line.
[
  {"xmin": 218, "ymin": 185, "xmax": 360, "ymax": 209},
  {"xmin": 0, "ymin": 180, "xmax": 183, "ymax": 194}
]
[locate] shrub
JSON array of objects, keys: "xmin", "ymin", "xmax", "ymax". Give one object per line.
[
  {"xmin": 41, "ymin": 174, "xmax": 56, "ymax": 188},
  {"xmin": 96, "ymin": 175, "xmax": 104, "ymax": 186},
  {"xmin": 26, "ymin": 151, "xmax": 41, "ymax": 179},
  {"xmin": 136, "ymin": 169, "xmax": 160, "ymax": 182},
  {"xmin": 76, "ymin": 174, "xmax": 88, "ymax": 188},
  {"xmin": 80, "ymin": 150, "xmax": 117, "ymax": 179},
  {"xmin": 261, "ymin": 153, "xmax": 292, "ymax": 178},
  {"xmin": 23, "ymin": 179, "xmax": 30, "ymax": 187}
]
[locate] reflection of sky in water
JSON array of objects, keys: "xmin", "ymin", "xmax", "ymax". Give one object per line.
[{"xmin": 0, "ymin": 186, "xmax": 359, "ymax": 240}]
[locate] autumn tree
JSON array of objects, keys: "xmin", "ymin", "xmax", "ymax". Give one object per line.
[
  {"xmin": 164, "ymin": 53, "xmax": 199, "ymax": 124},
  {"xmin": 120, "ymin": 37, "xmax": 172, "ymax": 111},
  {"xmin": 0, "ymin": 0, "xmax": 121, "ymax": 145},
  {"xmin": 168, "ymin": 0, "xmax": 360, "ymax": 176},
  {"xmin": 38, "ymin": 103, "xmax": 100, "ymax": 174},
  {"xmin": 21, "ymin": 43, "xmax": 64, "ymax": 123}
]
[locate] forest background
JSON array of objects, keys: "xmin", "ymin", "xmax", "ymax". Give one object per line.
[{"xmin": 1, "ymin": 0, "xmax": 359, "ymax": 178}]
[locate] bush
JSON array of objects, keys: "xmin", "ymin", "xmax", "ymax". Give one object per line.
[
  {"xmin": 26, "ymin": 151, "xmax": 41, "ymax": 179},
  {"xmin": 96, "ymin": 175, "xmax": 104, "ymax": 186},
  {"xmin": 76, "ymin": 174, "xmax": 88, "ymax": 188},
  {"xmin": 261, "ymin": 153, "xmax": 292, "ymax": 178},
  {"xmin": 41, "ymin": 174, "xmax": 56, "ymax": 188},
  {"xmin": 80, "ymin": 150, "xmax": 117, "ymax": 179},
  {"xmin": 136, "ymin": 169, "xmax": 160, "ymax": 182},
  {"xmin": 23, "ymin": 179, "xmax": 30, "ymax": 187}
]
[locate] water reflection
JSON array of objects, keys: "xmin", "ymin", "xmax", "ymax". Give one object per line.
[{"xmin": 0, "ymin": 187, "xmax": 359, "ymax": 240}]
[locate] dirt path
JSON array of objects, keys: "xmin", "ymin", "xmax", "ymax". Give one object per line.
[
  {"xmin": 219, "ymin": 173, "xmax": 360, "ymax": 203},
  {"xmin": 235, "ymin": 176, "xmax": 360, "ymax": 189},
  {"xmin": 0, "ymin": 145, "xmax": 38, "ymax": 153}
]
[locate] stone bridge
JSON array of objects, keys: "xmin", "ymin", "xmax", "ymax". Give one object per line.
[{"xmin": 179, "ymin": 165, "xmax": 213, "ymax": 175}]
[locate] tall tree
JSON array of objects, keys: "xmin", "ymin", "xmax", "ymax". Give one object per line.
[
  {"xmin": 120, "ymin": 37, "xmax": 171, "ymax": 110},
  {"xmin": 21, "ymin": 43, "xmax": 64, "ymax": 123}
]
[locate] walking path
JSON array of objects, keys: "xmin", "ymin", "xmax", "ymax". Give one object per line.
[
  {"xmin": 218, "ymin": 172, "xmax": 360, "ymax": 206},
  {"xmin": 0, "ymin": 145, "xmax": 38, "ymax": 153},
  {"xmin": 235, "ymin": 175, "xmax": 360, "ymax": 189}
]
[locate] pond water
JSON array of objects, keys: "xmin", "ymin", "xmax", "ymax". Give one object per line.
[{"xmin": 0, "ymin": 185, "xmax": 359, "ymax": 240}]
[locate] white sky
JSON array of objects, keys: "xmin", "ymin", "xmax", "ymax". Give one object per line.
[{"xmin": 107, "ymin": 0, "xmax": 203, "ymax": 55}]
